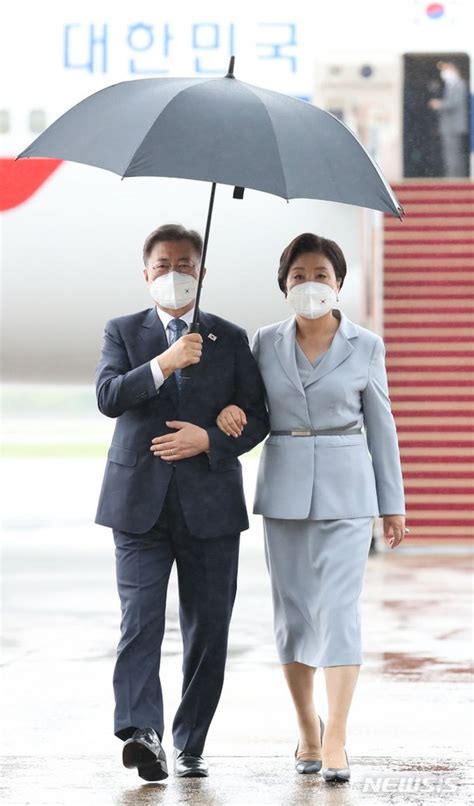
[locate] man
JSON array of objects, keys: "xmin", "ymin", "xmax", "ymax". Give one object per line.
[
  {"xmin": 95, "ymin": 224, "xmax": 269, "ymax": 781},
  {"xmin": 429, "ymin": 61, "xmax": 469, "ymax": 177}
]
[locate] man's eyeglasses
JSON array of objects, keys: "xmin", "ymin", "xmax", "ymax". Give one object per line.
[{"xmin": 151, "ymin": 261, "xmax": 198, "ymax": 276}]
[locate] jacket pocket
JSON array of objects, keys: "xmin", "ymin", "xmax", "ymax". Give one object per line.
[{"xmin": 108, "ymin": 444, "xmax": 138, "ymax": 467}]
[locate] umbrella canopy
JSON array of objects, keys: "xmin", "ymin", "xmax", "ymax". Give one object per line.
[
  {"xmin": 18, "ymin": 57, "xmax": 403, "ymax": 356},
  {"xmin": 18, "ymin": 59, "xmax": 402, "ymax": 217}
]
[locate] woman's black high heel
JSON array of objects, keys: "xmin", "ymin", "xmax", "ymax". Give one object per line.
[
  {"xmin": 321, "ymin": 747, "xmax": 350, "ymax": 783},
  {"xmin": 294, "ymin": 716, "xmax": 325, "ymax": 774}
]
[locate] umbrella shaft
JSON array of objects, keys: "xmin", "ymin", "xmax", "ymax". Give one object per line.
[{"xmin": 191, "ymin": 181, "xmax": 216, "ymax": 329}]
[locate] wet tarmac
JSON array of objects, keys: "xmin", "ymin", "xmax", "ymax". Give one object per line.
[{"xmin": 1, "ymin": 453, "xmax": 473, "ymax": 805}]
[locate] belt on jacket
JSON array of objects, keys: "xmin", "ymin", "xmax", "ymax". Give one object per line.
[{"xmin": 270, "ymin": 424, "xmax": 362, "ymax": 437}]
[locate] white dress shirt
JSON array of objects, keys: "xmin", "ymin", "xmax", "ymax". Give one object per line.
[{"xmin": 149, "ymin": 306, "xmax": 194, "ymax": 390}]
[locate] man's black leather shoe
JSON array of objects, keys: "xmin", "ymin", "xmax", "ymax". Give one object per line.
[
  {"xmin": 122, "ymin": 727, "xmax": 168, "ymax": 781},
  {"xmin": 174, "ymin": 749, "xmax": 209, "ymax": 778}
]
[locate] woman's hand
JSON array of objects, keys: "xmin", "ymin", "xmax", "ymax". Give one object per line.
[
  {"xmin": 216, "ymin": 405, "xmax": 247, "ymax": 438},
  {"xmin": 383, "ymin": 515, "xmax": 406, "ymax": 550}
]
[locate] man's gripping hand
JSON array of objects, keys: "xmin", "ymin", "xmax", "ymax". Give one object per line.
[
  {"xmin": 150, "ymin": 421, "xmax": 210, "ymax": 461},
  {"xmin": 155, "ymin": 334, "xmax": 203, "ymax": 379}
]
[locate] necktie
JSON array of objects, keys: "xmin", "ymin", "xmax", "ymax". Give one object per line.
[{"xmin": 167, "ymin": 318, "xmax": 187, "ymax": 391}]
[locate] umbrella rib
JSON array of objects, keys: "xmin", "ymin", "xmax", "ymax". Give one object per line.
[
  {"xmin": 121, "ymin": 78, "xmax": 220, "ymax": 178},
  {"xmin": 328, "ymin": 112, "xmax": 404, "ymax": 215},
  {"xmin": 241, "ymin": 84, "xmax": 289, "ymax": 199}
]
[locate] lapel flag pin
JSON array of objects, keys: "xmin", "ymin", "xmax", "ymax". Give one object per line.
[{"xmin": 208, "ymin": 333, "xmax": 217, "ymax": 341}]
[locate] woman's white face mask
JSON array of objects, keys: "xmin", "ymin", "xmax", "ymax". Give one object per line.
[
  {"xmin": 149, "ymin": 271, "xmax": 198, "ymax": 310},
  {"xmin": 286, "ymin": 281, "xmax": 338, "ymax": 319}
]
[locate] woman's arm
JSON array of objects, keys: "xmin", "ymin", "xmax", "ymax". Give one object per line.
[
  {"xmin": 206, "ymin": 328, "xmax": 269, "ymax": 466},
  {"xmin": 361, "ymin": 336, "xmax": 406, "ymax": 518},
  {"xmin": 215, "ymin": 328, "xmax": 263, "ymax": 437}
]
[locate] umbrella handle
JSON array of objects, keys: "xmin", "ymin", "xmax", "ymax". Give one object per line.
[{"xmin": 180, "ymin": 321, "xmax": 200, "ymax": 382}]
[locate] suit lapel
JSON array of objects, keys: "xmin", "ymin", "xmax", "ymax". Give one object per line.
[
  {"xmin": 304, "ymin": 310, "xmax": 358, "ymax": 386},
  {"xmin": 274, "ymin": 311, "xmax": 358, "ymax": 393},
  {"xmin": 139, "ymin": 307, "xmax": 171, "ymax": 361},
  {"xmin": 274, "ymin": 317, "xmax": 305, "ymax": 395}
]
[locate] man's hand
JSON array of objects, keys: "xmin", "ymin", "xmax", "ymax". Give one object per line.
[
  {"xmin": 383, "ymin": 515, "xmax": 406, "ymax": 550},
  {"xmin": 150, "ymin": 420, "xmax": 210, "ymax": 461},
  {"xmin": 156, "ymin": 334, "xmax": 203, "ymax": 379},
  {"xmin": 216, "ymin": 405, "xmax": 247, "ymax": 438}
]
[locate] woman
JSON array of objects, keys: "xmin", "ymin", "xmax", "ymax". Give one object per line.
[{"xmin": 216, "ymin": 233, "xmax": 407, "ymax": 783}]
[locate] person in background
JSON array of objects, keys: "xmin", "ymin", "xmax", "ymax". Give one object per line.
[
  {"xmin": 95, "ymin": 224, "xmax": 269, "ymax": 782},
  {"xmin": 429, "ymin": 61, "xmax": 469, "ymax": 178},
  {"xmin": 216, "ymin": 232, "xmax": 408, "ymax": 784}
]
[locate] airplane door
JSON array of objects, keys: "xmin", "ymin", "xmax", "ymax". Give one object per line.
[{"xmin": 403, "ymin": 52, "xmax": 470, "ymax": 178}]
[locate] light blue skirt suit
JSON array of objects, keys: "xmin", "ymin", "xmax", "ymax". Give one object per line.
[{"xmin": 252, "ymin": 309, "xmax": 406, "ymax": 668}]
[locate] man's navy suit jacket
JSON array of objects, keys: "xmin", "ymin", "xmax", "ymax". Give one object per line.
[{"xmin": 95, "ymin": 307, "xmax": 269, "ymax": 538}]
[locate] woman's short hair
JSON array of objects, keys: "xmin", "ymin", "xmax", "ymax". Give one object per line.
[
  {"xmin": 278, "ymin": 233, "xmax": 347, "ymax": 294},
  {"xmin": 143, "ymin": 224, "xmax": 203, "ymax": 265}
]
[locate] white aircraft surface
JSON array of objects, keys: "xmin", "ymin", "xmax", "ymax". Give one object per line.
[{"xmin": 1, "ymin": 0, "xmax": 472, "ymax": 381}]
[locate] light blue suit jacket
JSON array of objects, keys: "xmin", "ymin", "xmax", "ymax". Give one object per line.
[{"xmin": 252, "ymin": 309, "xmax": 406, "ymax": 520}]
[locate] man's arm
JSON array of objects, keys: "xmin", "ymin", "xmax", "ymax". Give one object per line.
[
  {"xmin": 95, "ymin": 320, "xmax": 159, "ymax": 418},
  {"xmin": 96, "ymin": 319, "xmax": 203, "ymax": 418},
  {"xmin": 205, "ymin": 329, "xmax": 269, "ymax": 469}
]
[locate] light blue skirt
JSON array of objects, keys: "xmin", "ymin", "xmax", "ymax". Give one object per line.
[{"xmin": 263, "ymin": 516, "xmax": 373, "ymax": 668}]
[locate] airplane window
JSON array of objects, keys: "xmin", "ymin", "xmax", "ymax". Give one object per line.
[
  {"xmin": 29, "ymin": 110, "xmax": 47, "ymax": 134},
  {"xmin": 0, "ymin": 110, "xmax": 10, "ymax": 134}
]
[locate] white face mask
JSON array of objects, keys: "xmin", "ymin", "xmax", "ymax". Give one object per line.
[
  {"xmin": 287, "ymin": 281, "xmax": 338, "ymax": 319},
  {"xmin": 149, "ymin": 271, "xmax": 198, "ymax": 310},
  {"xmin": 440, "ymin": 68, "xmax": 457, "ymax": 84}
]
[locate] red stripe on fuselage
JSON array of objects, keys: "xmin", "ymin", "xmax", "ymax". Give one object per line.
[{"xmin": 0, "ymin": 158, "xmax": 62, "ymax": 212}]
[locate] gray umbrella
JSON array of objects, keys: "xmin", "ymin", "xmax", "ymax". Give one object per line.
[{"xmin": 18, "ymin": 57, "xmax": 403, "ymax": 333}]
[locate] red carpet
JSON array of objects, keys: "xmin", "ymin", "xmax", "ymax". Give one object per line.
[{"xmin": 384, "ymin": 182, "xmax": 474, "ymax": 542}]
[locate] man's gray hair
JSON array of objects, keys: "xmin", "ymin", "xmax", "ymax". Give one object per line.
[{"xmin": 143, "ymin": 224, "xmax": 203, "ymax": 265}]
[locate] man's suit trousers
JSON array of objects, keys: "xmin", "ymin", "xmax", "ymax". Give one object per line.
[{"xmin": 112, "ymin": 471, "xmax": 240, "ymax": 755}]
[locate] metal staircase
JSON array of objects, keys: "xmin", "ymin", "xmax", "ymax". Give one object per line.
[{"xmin": 384, "ymin": 182, "xmax": 474, "ymax": 543}]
